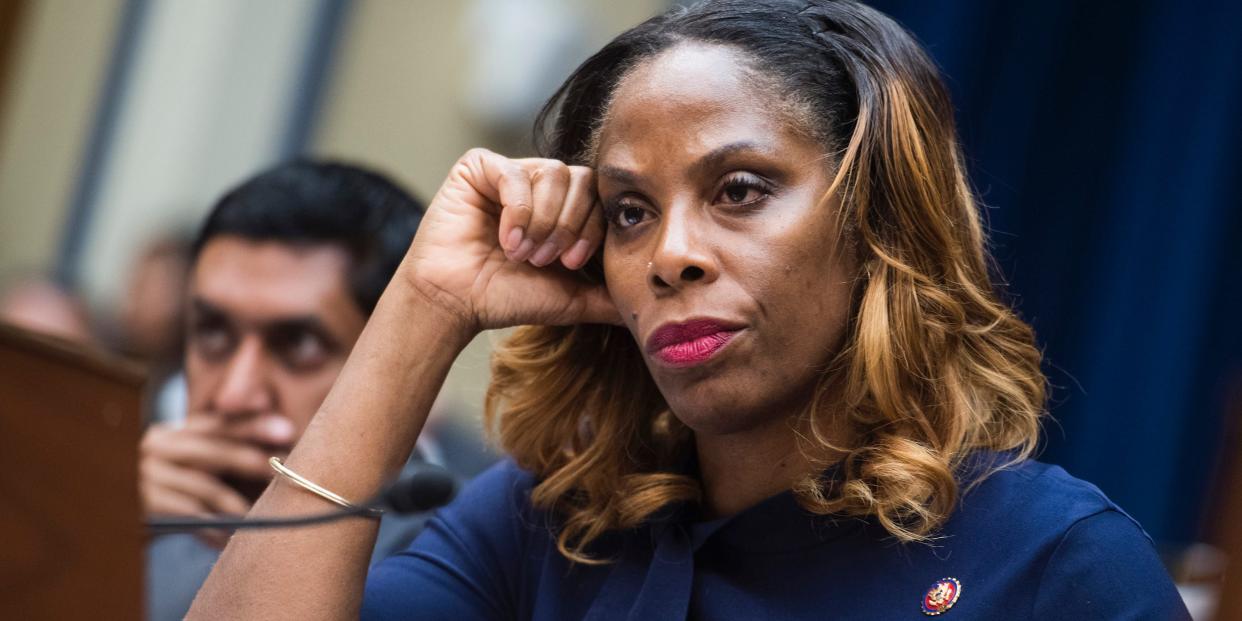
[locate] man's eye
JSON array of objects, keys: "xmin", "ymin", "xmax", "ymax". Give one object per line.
[
  {"xmin": 276, "ymin": 331, "xmax": 329, "ymax": 371},
  {"xmin": 191, "ymin": 323, "xmax": 234, "ymax": 360}
]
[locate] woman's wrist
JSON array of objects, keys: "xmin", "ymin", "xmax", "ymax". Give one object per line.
[
  {"xmin": 273, "ymin": 276, "xmax": 479, "ymax": 499},
  {"xmin": 386, "ymin": 272, "xmax": 480, "ymax": 351}
]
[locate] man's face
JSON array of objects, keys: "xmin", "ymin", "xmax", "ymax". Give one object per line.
[{"xmin": 185, "ymin": 236, "xmax": 367, "ymax": 441}]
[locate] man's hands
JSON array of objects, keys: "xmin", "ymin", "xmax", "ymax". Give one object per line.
[
  {"xmin": 401, "ymin": 148, "xmax": 622, "ymax": 336},
  {"xmin": 140, "ymin": 415, "xmax": 295, "ymax": 547}
]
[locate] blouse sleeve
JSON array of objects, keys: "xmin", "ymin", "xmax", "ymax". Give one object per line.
[
  {"xmin": 361, "ymin": 461, "xmax": 533, "ymax": 621},
  {"xmin": 1031, "ymin": 510, "xmax": 1190, "ymax": 620}
]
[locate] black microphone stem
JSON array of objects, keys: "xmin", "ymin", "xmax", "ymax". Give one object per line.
[
  {"xmin": 146, "ymin": 504, "xmax": 378, "ymax": 533},
  {"xmin": 143, "ymin": 465, "xmax": 456, "ymax": 534}
]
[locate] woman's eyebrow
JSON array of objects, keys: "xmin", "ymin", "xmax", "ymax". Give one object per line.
[
  {"xmin": 596, "ymin": 165, "xmax": 640, "ymax": 186},
  {"xmin": 690, "ymin": 141, "xmax": 769, "ymax": 176},
  {"xmin": 597, "ymin": 141, "xmax": 772, "ymax": 187}
]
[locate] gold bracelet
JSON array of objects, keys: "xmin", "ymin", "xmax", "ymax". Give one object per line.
[{"xmin": 269, "ymin": 457, "xmax": 383, "ymax": 518}]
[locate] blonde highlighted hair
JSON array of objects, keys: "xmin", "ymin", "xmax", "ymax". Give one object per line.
[{"xmin": 485, "ymin": 0, "xmax": 1045, "ymax": 562}]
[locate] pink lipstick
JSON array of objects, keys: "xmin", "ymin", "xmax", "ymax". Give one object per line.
[{"xmin": 646, "ymin": 319, "xmax": 743, "ymax": 367}]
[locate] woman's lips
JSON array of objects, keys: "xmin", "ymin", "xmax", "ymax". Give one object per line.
[{"xmin": 646, "ymin": 319, "xmax": 745, "ymax": 367}]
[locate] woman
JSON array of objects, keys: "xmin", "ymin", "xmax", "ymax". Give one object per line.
[{"xmin": 191, "ymin": 1, "xmax": 1189, "ymax": 618}]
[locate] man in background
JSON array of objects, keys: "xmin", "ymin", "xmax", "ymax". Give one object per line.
[{"xmin": 141, "ymin": 161, "xmax": 491, "ymax": 620}]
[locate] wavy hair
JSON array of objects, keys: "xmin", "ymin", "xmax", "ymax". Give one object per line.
[{"xmin": 484, "ymin": 0, "xmax": 1045, "ymax": 562}]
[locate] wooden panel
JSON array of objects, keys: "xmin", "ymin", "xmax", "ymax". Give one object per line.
[
  {"xmin": 0, "ymin": 322, "xmax": 145, "ymax": 619},
  {"xmin": 1211, "ymin": 373, "xmax": 1242, "ymax": 621},
  {"xmin": 0, "ymin": 0, "xmax": 29, "ymax": 145}
]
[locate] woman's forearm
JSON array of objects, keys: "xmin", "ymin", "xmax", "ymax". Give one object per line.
[
  {"xmin": 188, "ymin": 145, "xmax": 615, "ymax": 618},
  {"xmin": 187, "ymin": 280, "xmax": 475, "ymax": 619}
]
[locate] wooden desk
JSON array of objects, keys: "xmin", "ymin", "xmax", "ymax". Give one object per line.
[
  {"xmin": 1211, "ymin": 373, "xmax": 1242, "ymax": 621},
  {"xmin": 0, "ymin": 322, "xmax": 145, "ymax": 619}
]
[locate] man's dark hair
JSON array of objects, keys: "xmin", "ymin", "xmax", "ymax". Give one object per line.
[{"xmin": 192, "ymin": 160, "xmax": 423, "ymax": 315}]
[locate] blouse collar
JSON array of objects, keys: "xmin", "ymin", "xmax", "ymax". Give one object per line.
[{"xmin": 644, "ymin": 466, "xmax": 867, "ymax": 554}]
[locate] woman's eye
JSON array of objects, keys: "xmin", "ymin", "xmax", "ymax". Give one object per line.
[
  {"xmin": 611, "ymin": 204, "xmax": 650, "ymax": 229},
  {"xmin": 716, "ymin": 175, "xmax": 770, "ymax": 206}
]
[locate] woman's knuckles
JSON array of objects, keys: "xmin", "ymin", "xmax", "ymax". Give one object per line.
[{"xmin": 403, "ymin": 149, "xmax": 611, "ymax": 330}]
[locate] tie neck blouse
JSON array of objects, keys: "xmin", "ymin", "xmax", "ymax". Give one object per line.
[{"xmin": 363, "ymin": 453, "xmax": 1189, "ymax": 620}]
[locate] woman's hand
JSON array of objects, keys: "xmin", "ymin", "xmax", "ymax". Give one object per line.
[{"xmin": 402, "ymin": 148, "xmax": 621, "ymax": 333}]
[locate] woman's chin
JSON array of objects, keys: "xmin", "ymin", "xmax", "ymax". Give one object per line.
[{"xmin": 665, "ymin": 392, "xmax": 773, "ymax": 437}]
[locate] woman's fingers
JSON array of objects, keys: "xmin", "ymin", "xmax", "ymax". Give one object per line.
[
  {"xmin": 562, "ymin": 198, "xmax": 605, "ymax": 270},
  {"xmin": 523, "ymin": 161, "xmax": 571, "ymax": 265},
  {"xmin": 553, "ymin": 167, "xmax": 601, "ymax": 269},
  {"xmin": 531, "ymin": 164, "xmax": 596, "ymax": 268},
  {"xmin": 466, "ymin": 148, "xmax": 533, "ymax": 256},
  {"xmin": 485, "ymin": 155, "xmax": 601, "ymax": 269}
]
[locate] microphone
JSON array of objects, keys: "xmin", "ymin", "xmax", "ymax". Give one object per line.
[{"xmin": 145, "ymin": 466, "xmax": 457, "ymax": 534}]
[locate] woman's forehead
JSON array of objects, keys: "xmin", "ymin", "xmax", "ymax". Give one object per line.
[
  {"xmin": 593, "ymin": 43, "xmax": 824, "ymax": 177},
  {"xmin": 611, "ymin": 43, "xmax": 756, "ymax": 107},
  {"xmin": 594, "ymin": 43, "xmax": 806, "ymax": 169}
]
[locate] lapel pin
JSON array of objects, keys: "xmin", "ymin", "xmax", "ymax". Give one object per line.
[{"xmin": 920, "ymin": 577, "xmax": 961, "ymax": 616}]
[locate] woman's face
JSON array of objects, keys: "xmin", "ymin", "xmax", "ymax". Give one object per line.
[{"xmin": 598, "ymin": 43, "xmax": 857, "ymax": 435}]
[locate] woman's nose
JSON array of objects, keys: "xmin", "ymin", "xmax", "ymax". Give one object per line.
[{"xmin": 648, "ymin": 208, "xmax": 718, "ymax": 293}]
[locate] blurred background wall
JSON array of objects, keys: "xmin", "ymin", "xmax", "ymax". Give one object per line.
[
  {"xmin": 0, "ymin": 0, "xmax": 124, "ymax": 282},
  {"xmin": 0, "ymin": 0, "xmax": 665, "ymax": 413},
  {"xmin": 0, "ymin": 0, "xmax": 1238, "ymax": 574}
]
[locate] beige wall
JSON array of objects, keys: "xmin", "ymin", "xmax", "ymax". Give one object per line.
[
  {"xmin": 313, "ymin": 0, "xmax": 668, "ymax": 195},
  {"xmin": 312, "ymin": 0, "xmax": 667, "ymax": 416},
  {"xmin": 0, "ymin": 0, "xmax": 669, "ymax": 416},
  {"xmin": 0, "ymin": 0, "xmax": 123, "ymax": 285},
  {"xmin": 76, "ymin": 0, "xmax": 321, "ymax": 310}
]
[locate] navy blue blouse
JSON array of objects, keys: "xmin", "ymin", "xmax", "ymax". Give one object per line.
[{"xmin": 363, "ymin": 455, "xmax": 1189, "ymax": 620}]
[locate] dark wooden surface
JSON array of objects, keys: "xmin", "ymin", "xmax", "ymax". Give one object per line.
[
  {"xmin": 1211, "ymin": 373, "xmax": 1242, "ymax": 621},
  {"xmin": 0, "ymin": 322, "xmax": 146, "ymax": 619}
]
